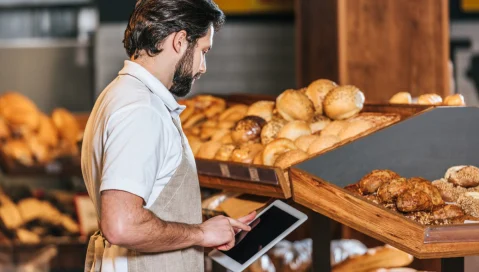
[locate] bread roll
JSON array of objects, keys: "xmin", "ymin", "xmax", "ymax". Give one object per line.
[
  {"xmin": 277, "ymin": 121, "xmax": 311, "ymax": 141},
  {"xmin": 187, "ymin": 136, "xmax": 203, "ymax": 156},
  {"xmin": 217, "ymin": 120, "xmax": 236, "ymax": 130},
  {"xmin": 389, "ymin": 92, "xmax": 412, "ymax": 104},
  {"xmin": 307, "ymin": 135, "xmax": 340, "ymax": 155},
  {"xmin": 321, "ymin": 120, "xmax": 348, "ymax": 136},
  {"xmin": 332, "ymin": 245, "xmax": 413, "ymax": 272},
  {"xmin": 37, "ymin": 115, "xmax": 59, "ymax": 148},
  {"xmin": 214, "ymin": 144, "xmax": 236, "ymax": 161},
  {"xmin": 276, "ymin": 89, "xmax": 314, "ymax": 121},
  {"xmin": 274, "ymin": 149, "xmax": 308, "ymax": 169},
  {"xmin": 262, "ymin": 138, "xmax": 297, "ymax": 166},
  {"xmin": 445, "ymin": 165, "xmax": 479, "ymax": 188},
  {"xmin": 179, "ymin": 100, "xmax": 195, "ymax": 123},
  {"xmin": 26, "ymin": 137, "xmax": 51, "ymax": 164},
  {"xmin": 324, "ymin": 85, "xmax": 365, "ymax": 120},
  {"xmin": 247, "ymin": 101, "xmax": 275, "ymax": 122},
  {"xmin": 295, "ymin": 135, "xmax": 321, "ymax": 152},
  {"xmin": 253, "ymin": 150, "xmax": 264, "ymax": 165},
  {"xmin": 310, "ymin": 114, "xmax": 331, "ymax": 134},
  {"xmin": 230, "ymin": 143, "xmax": 263, "ymax": 164},
  {"xmin": 220, "ymin": 133, "xmax": 234, "ymax": 144},
  {"xmin": 52, "ymin": 108, "xmax": 80, "ymax": 144},
  {"xmin": 203, "ymin": 97, "xmax": 226, "ymax": 118},
  {"xmin": 200, "ymin": 126, "xmax": 217, "ymax": 141},
  {"xmin": 201, "ymin": 119, "xmax": 218, "ymax": 128},
  {"xmin": 305, "ymin": 79, "xmax": 338, "ymax": 114},
  {"xmin": 2, "ymin": 140, "xmax": 34, "ymax": 166},
  {"xmin": 210, "ymin": 129, "xmax": 230, "ymax": 142},
  {"xmin": 183, "ymin": 113, "xmax": 206, "ymax": 129},
  {"xmin": 219, "ymin": 104, "xmax": 249, "ymax": 122},
  {"xmin": 417, "ymin": 94, "xmax": 442, "ymax": 105},
  {"xmin": 444, "ymin": 94, "xmax": 465, "ymax": 106},
  {"xmin": 261, "ymin": 118, "xmax": 288, "ymax": 145},
  {"xmin": 338, "ymin": 120, "xmax": 373, "ymax": 141},
  {"xmin": 0, "ymin": 92, "xmax": 41, "ymax": 135},
  {"xmin": 231, "ymin": 116, "xmax": 266, "ymax": 145},
  {"xmin": 196, "ymin": 141, "xmax": 222, "ymax": 159}
]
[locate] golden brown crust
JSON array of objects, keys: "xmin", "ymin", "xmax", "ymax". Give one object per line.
[
  {"xmin": 309, "ymin": 114, "xmax": 331, "ymax": 134},
  {"xmin": 37, "ymin": 115, "xmax": 59, "ymax": 148},
  {"xmin": 0, "ymin": 92, "xmax": 41, "ymax": 135},
  {"xmin": 389, "ymin": 92, "xmax": 412, "ymax": 104},
  {"xmin": 231, "ymin": 116, "xmax": 266, "ymax": 145},
  {"xmin": 273, "ymin": 149, "xmax": 308, "ymax": 169},
  {"xmin": 305, "ymin": 79, "xmax": 337, "ymax": 114},
  {"xmin": 246, "ymin": 101, "xmax": 275, "ymax": 122},
  {"xmin": 0, "ymin": 117, "xmax": 10, "ymax": 140},
  {"xmin": 408, "ymin": 177, "xmax": 444, "ymax": 206},
  {"xmin": 219, "ymin": 104, "xmax": 249, "ymax": 122},
  {"xmin": 179, "ymin": 100, "xmax": 196, "ymax": 123},
  {"xmin": 262, "ymin": 138, "xmax": 297, "ymax": 166},
  {"xmin": 321, "ymin": 120, "xmax": 348, "ymax": 137},
  {"xmin": 307, "ymin": 135, "xmax": 340, "ymax": 155},
  {"xmin": 276, "ymin": 89, "xmax": 314, "ymax": 121},
  {"xmin": 338, "ymin": 120, "xmax": 373, "ymax": 141},
  {"xmin": 186, "ymin": 136, "xmax": 202, "ymax": 156},
  {"xmin": 417, "ymin": 94, "xmax": 443, "ymax": 105},
  {"xmin": 378, "ymin": 178, "xmax": 411, "ymax": 203},
  {"xmin": 183, "ymin": 113, "xmax": 206, "ymax": 129},
  {"xmin": 359, "ymin": 170, "xmax": 401, "ymax": 194},
  {"xmin": 261, "ymin": 118, "xmax": 288, "ymax": 145},
  {"xmin": 397, "ymin": 188, "xmax": 433, "ymax": 213},
  {"xmin": 214, "ymin": 144, "xmax": 237, "ymax": 161},
  {"xmin": 323, "ymin": 85, "xmax": 365, "ymax": 120},
  {"xmin": 2, "ymin": 139, "xmax": 34, "ymax": 166},
  {"xmin": 446, "ymin": 165, "xmax": 479, "ymax": 188},
  {"xmin": 52, "ymin": 108, "xmax": 80, "ymax": 145},
  {"xmin": 196, "ymin": 141, "xmax": 222, "ymax": 159},
  {"xmin": 253, "ymin": 150, "xmax": 264, "ymax": 165},
  {"xmin": 444, "ymin": 94, "xmax": 465, "ymax": 106},
  {"xmin": 432, "ymin": 179, "xmax": 467, "ymax": 202},
  {"xmin": 277, "ymin": 120, "xmax": 311, "ymax": 141},
  {"xmin": 295, "ymin": 135, "xmax": 321, "ymax": 152},
  {"xmin": 230, "ymin": 143, "xmax": 263, "ymax": 164}
]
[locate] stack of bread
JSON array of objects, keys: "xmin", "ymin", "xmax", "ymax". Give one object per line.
[
  {"xmin": 345, "ymin": 165, "xmax": 479, "ymax": 225},
  {"xmin": 389, "ymin": 92, "xmax": 466, "ymax": 106},
  {"xmin": 181, "ymin": 79, "xmax": 399, "ymax": 169},
  {"xmin": 0, "ymin": 92, "xmax": 83, "ymax": 167}
]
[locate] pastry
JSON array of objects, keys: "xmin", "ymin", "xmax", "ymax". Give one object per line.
[
  {"xmin": 26, "ymin": 137, "xmax": 51, "ymax": 164},
  {"xmin": 214, "ymin": 144, "xmax": 236, "ymax": 161},
  {"xmin": 253, "ymin": 151, "xmax": 264, "ymax": 165},
  {"xmin": 457, "ymin": 192, "xmax": 479, "ymax": 217},
  {"xmin": 230, "ymin": 143, "xmax": 263, "ymax": 164},
  {"xmin": 219, "ymin": 104, "xmax": 249, "ymax": 122},
  {"xmin": 310, "ymin": 114, "xmax": 331, "ymax": 134},
  {"xmin": 246, "ymin": 101, "xmax": 275, "ymax": 122},
  {"xmin": 321, "ymin": 120, "xmax": 348, "ymax": 136},
  {"xmin": 444, "ymin": 94, "xmax": 465, "ymax": 106},
  {"xmin": 295, "ymin": 135, "xmax": 321, "ymax": 152},
  {"xmin": 338, "ymin": 120, "xmax": 373, "ymax": 141},
  {"xmin": 52, "ymin": 108, "xmax": 80, "ymax": 144},
  {"xmin": 430, "ymin": 204, "xmax": 464, "ymax": 220},
  {"xmin": 432, "ymin": 179, "xmax": 467, "ymax": 202},
  {"xmin": 261, "ymin": 118, "xmax": 288, "ymax": 145},
  {"xmin": 37, "ymin": 115, "xmax": 59, "ymax": 148},
  {"xmin": 277, "ymin": 120, "xmax": 311, "ymax": 141},
  {"xmin": 377, "ymin": 178, "xmax": 411, "ymax": 203},
  {"xmin": 179, "ymin": 100, "xmax": 195, "ymax": 123},
  {"xmin": 0, "ymin": 92, "xmax": 41, "ymax": 135},
  {"xmin": 389, "ymin": 92, "xmax": 412, "ymax": 104},
  {"xmin": 307, "ymin": 135, "xmax": 340, "ymax": 155},
  {"xmin": 276, "ymin": 89, "xmax": 314, "ymax": 121},
  {"xmin": 417, "ymin": 94, "xmax": 443, "ymax": 105},
  {"xmin": 187, "ymin": 136, "xmax": 203, "ymax": 156},
  {"xmin": 396, "ymin": 188, "xmax": 433, "ymax": 212},
  {"xmin": 305, "ymin": 79, "xmax": 338, "ymax": 114},
  {"xmin": 408, "ymin": 177, "xmax": 444, "ymax": 206},
  {"xmin": 202, "ymin": 97, "xmax": 226, "ymax": 118},
  {"xmin": 196, "ymin": 141, "xmax": 222, "ymax": 159},
  {"xmin": 231, "ymin": 116, "xmax": 266, "ymax": 145},
  {"xmin": 199, "ymin": 126, "xmax": 217, "ymax": 141},
  {"xmin": 323, "ymin": 85, "xmax": 365, "ymax": 120},
  {"xmin": 273, "ymin": 149, "xmax": 308, "ymax": 169},
  {"xmin": 210, "ymin": 129, "xmax": 230, "ymax": 142},
  {"xmin": 359, "ymin": 170, "xmax": 401, "ymax": 194},
  {"xmin": 182, "ymin": 113, "xmax": 206, "ymax": 129},
  {"xmin": 262, "ymin": 138, "xmax": 297, "ymax": 166},
  {"xmin": 445, "ymin": 165, "xmax": 479, "ymax": 188},
  {"xmin": 217, "ymin": 120, "xmax": 236, "ymax": 130},
  {"xmin": 2, "ymin": 140, "xmax": 34, "ymax": 166}
]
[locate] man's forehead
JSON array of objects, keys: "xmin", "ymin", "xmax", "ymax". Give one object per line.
[{"xmin": 199, "ymin": 25, "xmax": 214, "ymax": 47}]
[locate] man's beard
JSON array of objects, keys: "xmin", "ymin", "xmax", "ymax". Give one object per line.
[{"xmin": 169, "ymin": 44, "xmax": 201, "ymax": 97}]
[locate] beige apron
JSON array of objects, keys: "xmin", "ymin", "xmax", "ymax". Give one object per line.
[{"xmin": 85, "ymin": 113, "xmax": 204, "ymax": 272}]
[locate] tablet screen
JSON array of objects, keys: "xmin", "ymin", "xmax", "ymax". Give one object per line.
[{"xmin": 222, "ymin": 205, "xmax": 300, "ymax": 265}]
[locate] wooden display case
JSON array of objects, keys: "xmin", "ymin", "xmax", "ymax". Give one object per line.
[{"xmin": 292, "ymin": 107, "xmax": 479, "ymax": 272}]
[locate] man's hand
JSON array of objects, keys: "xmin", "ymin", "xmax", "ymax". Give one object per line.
[{"xmin": 198, "ymin": 214, "xmax": 252, "ymax": 250}]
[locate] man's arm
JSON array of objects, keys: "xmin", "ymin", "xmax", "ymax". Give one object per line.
[{"xmin": 101, "ymin": 190, "xmax": 251, "ymax": 252}]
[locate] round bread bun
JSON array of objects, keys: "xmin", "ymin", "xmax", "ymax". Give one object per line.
[
  {"xmin": 338, "ymin": 120, "xmax": 373, "ymax": 141},
  {"xmin": 277, "ymin": 121, "xmax": 311, "ymax": 141},
  {"xmin": 220, "ymin": 133, "xmax": 233, "ymax": 144},
  {"xmin": 253, "ymin": 150, "xmax": 264, "ymax": 165},
  {"xmin": 246, "ymin": 101, "xmax": 275, "ymax": 122},
  {"xmin": 231, "ymin": 116, "xmax": 266, "ymax": 145},
  {"xmin": 214, "ymin": 144, "xmax": 237, "ymax": 161},
  {"xmin": 444, "ymin": 94, "xmax": 465, "ymax": 106},
  {"xmin": 210, "ymin": 129, "xmax": 230, "ymax": 142},
  {"xmin": 230, "ymin": 143, "xmax": 263, "ymax": 164},
  {"xmin": 307, "ymin": 135, "xmax": 340, "ymax": 155},
  {"xmin": 183, "ymin": 113, "xmax": 206, "ymax": 129},
  {"xmin": 0, "ymin": 92, "xmax": 41, "ymax": 134},
  {"xmin": 179, "ymin": 100, "xmax": 196, "ymax": 123},
  {"xmin": 389, "ymin": 92, "xmax": 412, "ymax": 104},
  {"xmin": 203, "ymin": 97, "xmax": 226, "ymax": 118},
  {"xmin": 305, "ymin": 79, "xmax": 338, "ymax": 114},
  {"xmin": 261, "ymin": 118, "xmax": 288, "ymax": 145},
  {"xmin": 274, "ymin": 149, "xmax": 308, "ymax": 169},
  {"xmin": 2, "ymin": 139, "xmax": 34, "ymax": 166},
  {"xmin": 186, "ymin": 136, "xmax": 202, "ymax": 156},
  {"xmin": 321, "ymin": 120, "xmax": 348, "ymax": 136},
  {"xmin": 310, "ymin": 114, "xmax": 331, "ymax": 134},
  {"xmin": 217, "ymin": 120, "xmax": 236, "ymax": 130},
  {"xmin": 445, "ymin": 165, "xmax": 479, "ymax": 188},
  {"xmin": 52, "ymin": 108, "xmax": 80, "ymax": 144},
  {"xmin": 196, "ymin": 141, "xmax": 222, "ymax": 159},
  {"xmin": 295, "ymin": 135, "xmax": 321, "ymax": 152},
  {"xmin": 417, "ymin": 94, "xmax": 443, "ymax": 105},
  {"xmin": 37, "ymin": 115, "xmax": 59, "ymax": 148},
  {"xmin": 219, "ymin": 104, "xmax": 249, "ymax": 122},
  {"xmin": 0, "ymin": 117, "xmax": 10, "ymax": 140},
  {"xmin": 276, "ymin": 89, "xmax": 314, "ymax": 121},
  {"xmin": 262, "ymin": 138, "xmax": 297, "ymax": 166},
  {"xmin": 323, "ymin": 85, "xmax": 365, "ymax": 120}
]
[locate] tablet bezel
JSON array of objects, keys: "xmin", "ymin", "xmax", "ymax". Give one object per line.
[{"xmin": 208, "ymin": 200, "xmax": 308, "ymax": 272}]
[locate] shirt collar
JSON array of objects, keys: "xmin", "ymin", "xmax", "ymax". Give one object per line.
[{"xmin": 118, "ymin": 60, "xmax": 185, "ymax": 114}]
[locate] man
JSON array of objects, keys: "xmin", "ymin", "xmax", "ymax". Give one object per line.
[{"xmin": 81, "ymin": 1, "xmax": 255, "ymax": 271}]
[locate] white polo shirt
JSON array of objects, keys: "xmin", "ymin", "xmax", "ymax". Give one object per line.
[{"xmin": 81, "ymin": 60, "xmax": 190, "ymax": 271}]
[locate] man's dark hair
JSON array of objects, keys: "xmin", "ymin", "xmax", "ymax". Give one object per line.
[{"xmin": 124, "ymin": 0, "xmax": 225, "ymax": 59}]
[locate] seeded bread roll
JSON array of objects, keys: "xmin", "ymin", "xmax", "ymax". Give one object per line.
[
  {"xmin": 305, "ymin": 79, "xmax": 337, "ymax": 114},
  {"xmin": 323, "ymin": 86, "xmax": 365, "ymax": 120},
  {"xmin": 310, "ymin": 114, "xmax": 331, "ymax": 134},
  {"xmin": 261, "ymin": 118, "xmax": 288, "ymax": 145},
  {"xmin": 445, "ymin": 165, "xmax": 479, "ymax": 188}
]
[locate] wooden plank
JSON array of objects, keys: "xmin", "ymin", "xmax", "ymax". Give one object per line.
[{"xmin": 198, "ymin": 174, "xmax": 290, "ymax": 199}]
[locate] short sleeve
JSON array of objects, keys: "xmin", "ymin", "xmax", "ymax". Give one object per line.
[{"xmin": 100, "ymin": 106, "xmax": 164, "ymax": 202}]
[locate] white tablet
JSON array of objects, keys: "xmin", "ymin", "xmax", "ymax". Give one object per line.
[{"xmin": 209, "ymin": 200, "xmax": 308, "ymax": 272}]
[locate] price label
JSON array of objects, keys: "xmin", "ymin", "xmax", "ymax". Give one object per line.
[
  {"xmin": 219, "ymin": 164, "xmax": 231, "ymax": 178},
  {"xmin": 248, "ymin": 167, "xmax": 260, "ymax": 182}
]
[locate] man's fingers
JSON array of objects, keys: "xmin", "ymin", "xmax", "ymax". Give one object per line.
[
  {"xmin": 227, "ymin": 217, "xmax": 251, "ymax": 231},
  {"xmin": 237, "ymin": 211, "xmax": 256, "ymax": 224}
]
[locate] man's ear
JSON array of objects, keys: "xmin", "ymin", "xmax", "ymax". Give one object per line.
[{"xmin": 172, "ymin": 30, "xmax": 188, "ymax": 54}]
